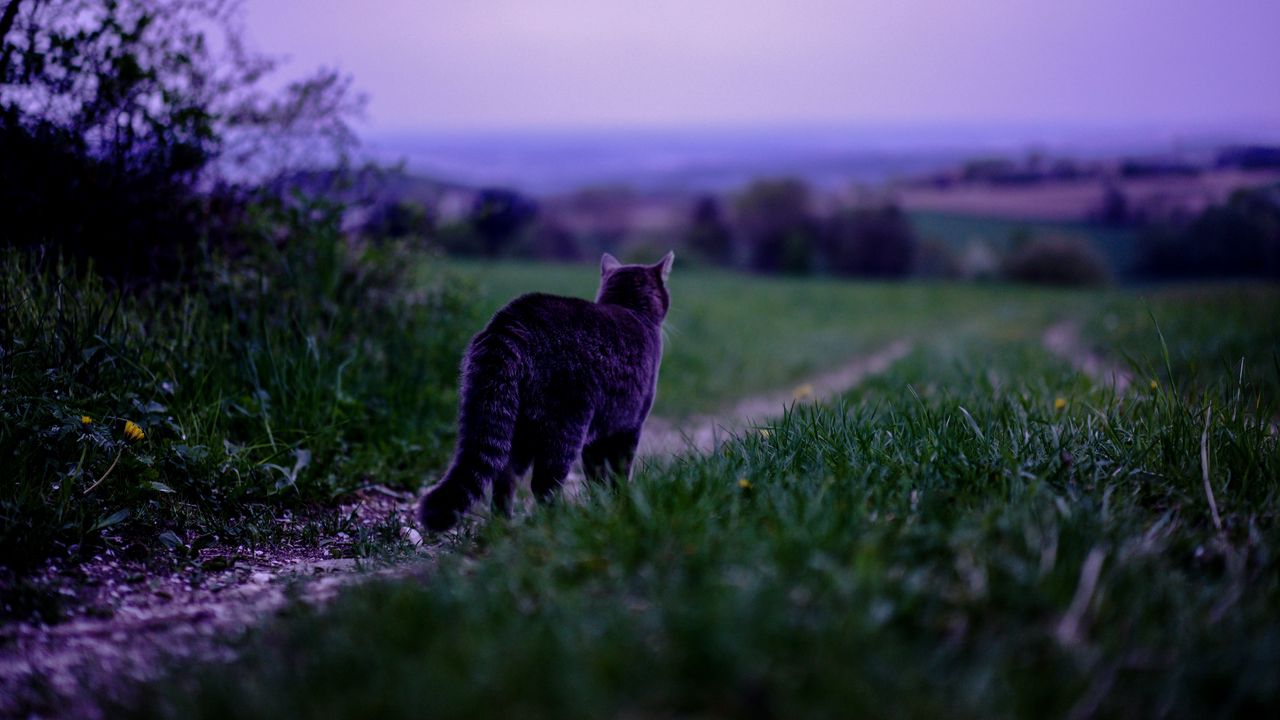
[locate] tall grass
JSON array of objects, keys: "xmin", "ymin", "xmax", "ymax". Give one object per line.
[{"xmin": 0, "ymin": 198, "xmax": 476, "ymax": 574}]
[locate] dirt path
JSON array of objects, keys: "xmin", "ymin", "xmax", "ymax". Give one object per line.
[
  {"xmin": 1, "ymin": 340, "xmax": 914, "ymax": 717},
  {"xmin": 1042, "ymin": 320, "xmax": 1133, "ymax": 392},
  {"xmin": 0, "ymin": 491, "xmax": 431, "ymax": 718},
  {"xmin": 638, "ymin": 339, "xmax": 914, "ymax": 457}
]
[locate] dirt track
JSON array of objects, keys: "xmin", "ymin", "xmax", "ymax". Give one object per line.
[{"xmin": 638, "ymin": 339, "xmax": 914, "ymax": 457}]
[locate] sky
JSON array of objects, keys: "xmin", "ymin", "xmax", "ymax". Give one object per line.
[{"xmin": 242, "ymin": 0, "xmax": 1280, "ymax": 135}]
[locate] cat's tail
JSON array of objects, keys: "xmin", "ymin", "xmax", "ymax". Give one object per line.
[{"xmin": 419, "ymin": 328, "xmax": 522, "ymax": 532}]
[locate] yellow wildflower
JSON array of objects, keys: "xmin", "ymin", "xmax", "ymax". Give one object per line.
[
  {"xmin": 1150, "ymin": 379, "xmax": 1159, "ymax": 390},
  {"xmin": 80, "ymin": 415, "xmax": 93, "ymax": 426},
  {"xmin": 793, "ymin": 383, "xmax": 814, "ymax": 401},
  {"xmin": 758, "ymin": 428, "xmax": 771, "ymax": 439},
  {"xmin": 123, "ymin": 420, "xmax": 146, "ymax": 442},
  {"xmin": 737, "ymin": 477, "xmax": 752, "ymax": 490},
  {"xmin": 1054, "ymin": 397, "xmax": 1067, "ymax": 411}
]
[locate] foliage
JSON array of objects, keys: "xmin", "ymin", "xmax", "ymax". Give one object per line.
[
  {"xmin": 823, "ymin": 204, "xmax": 917, "ymax": 278},
  {"xmin": 734, "ymin": 178, "xmax": 819, "ymax": 274},
  {"xmin": 0, "ymin": 0, "xmax": 363, "ymax": 281},
  {"xmin": 1137, "ymin": 185, "xmax": 1280, "ymax": 280},
  {"xmin": 0, "ymin": 200, "xmax": 476, "ymax": 572},
  {"xmin": 1001, "ymin": 235, "xmax": 1112, "ymax": 286},
  {"xmin": 362, "ymin": 199, "xmax": 433, "ymax": 241},
  {"xmin": 683, "ymin": 195, "xmax": 734, "ymax": 266},
  {"xmin": 466, "ymin": 188, "xmax": 539, "ymax": 257}
]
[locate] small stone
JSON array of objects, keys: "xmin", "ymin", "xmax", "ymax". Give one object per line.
[{"xmin": 400, "ymin": 526, "xmax": 424, "ymax": 547}]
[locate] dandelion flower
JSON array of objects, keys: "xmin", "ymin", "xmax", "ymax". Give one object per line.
[
  {"xmin": 123, "ymin": 420, "xmax": 145, "ymax": 442},
  {"xmin": 80, "ymin": 416, "xmax": 93, "ymax": 426},
  {"xmin": 793, "ymin": 383, "xmax": 814, "ymax": 401},
  {"xmin": 1054, "ymin": 397, "xmax": 1067, "ymax": 411},
  {"xmin": 1150, "ymin": 379, "xmax": 1159, "ymax": 390},
  {"xmin": 738, "ymin": 478, "xmax": 752, "ymax": 490}
]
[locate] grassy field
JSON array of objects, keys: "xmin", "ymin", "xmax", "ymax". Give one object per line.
[
  {"xmin": 446, "ymin": 260, "xmax": 1279, "ymax": 414},
  {"xmin": 106, "ymin": 262, "xmax": 1279, "ymax": 718}
]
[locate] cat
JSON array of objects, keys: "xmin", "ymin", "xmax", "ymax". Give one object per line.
[{"xmin": 418, "ymin": 251, "xmax": 674, "ymax": 532}]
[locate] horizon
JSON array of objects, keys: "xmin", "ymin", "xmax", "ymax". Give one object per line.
[{"xmin": 244, "ymin": 0, "xmax": 1280, "ymax": 136}]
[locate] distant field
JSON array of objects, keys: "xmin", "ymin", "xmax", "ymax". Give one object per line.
[{"xmin": 126, "ymin": 268, "xmax": 1280, "ymax": 719}]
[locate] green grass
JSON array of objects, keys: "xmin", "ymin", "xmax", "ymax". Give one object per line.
[
  {"xmin": 447, "ymin": 260, "xmax": 1082, "ymax": 416},
  {"xmin": 1, "ymin": 208, "xmax": 477, "ymax": 576},
  {"xmin": 117, "ymin": 272, "xmax": 1279, "ymax": 719}
]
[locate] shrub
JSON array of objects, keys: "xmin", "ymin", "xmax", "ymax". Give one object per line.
[
  {"xmin": 823, "ymin": 204, "xmax": 917, "ymax": 278},
  {"xmin": 1000, "ymin": 235, "xmax": 1112, "ymax": 286},
  {"xmin": 1137, "ymin": 186, "xmax": 1280, "ymax": 279},
  {"xmin": 734, "ymin": 179, "xmax": 819, "ymax": 274},
  {"xmin": 684, "ymin": 195, "xmax": 734, "ymax": 266},
  {"xmin": 0, "ymin": 0, "xmax": 362, "ymax": 283},
  {"xmin": 469, "ymin": 188, "xmax": 539, "ymax": 257}
]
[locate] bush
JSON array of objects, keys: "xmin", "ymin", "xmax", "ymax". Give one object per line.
[
  {"xmin": 468, "ymin": 188, "xmax": 539, "ymax": 257},
  {"xmin": 734, "ymin": 179, "xmax": 819, "ymax": 274},
  {"xmin": 684, "ymin": 195, "xmax": 734, "ymax": 266},
  {"xmin": 1137, "ymin": 186, "xmax": 1280, "ymax": 279},
  {"xmin": 0, "ymin": 0, "xmax": 362, "ymax": 284},
  {"xmin": 823, "ymin": 204, "xmax": 917, "ymax": 278},
  {"xmin": 1000, "ymin": 235, "xmax": 1112, "ymax": 286},
  {"xmin": 0, "ymin": 197, "xmax": 476, "ymax": 573}
]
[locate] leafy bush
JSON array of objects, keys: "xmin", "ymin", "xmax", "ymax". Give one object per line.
[
  {"xmin": 734, "ymin": 178, "xmax": 819, "ymax": 274},
  {"xmin": 1001, "ymin": 235, "xmax": 1112, "ymax": 286},
  {"xmin": 0, "ymin": 198, "xmax": 476, "ymax": 572},
  {"xmin": 467, "ymin": 188, "xmax": 539, "ymax": 257},
  {"xmin": 0, "ymin": 0, "xmax": 362, "ymax": 283},
  {"xmin": 683, "ymin": 195, "xmax": 734, "ymax": 266},
  {"xmin": 823, "ymin": 204, "xmax": 917, "ymax": 278},
  {"xmin": 1137, "ymin": 185, "xmax": 1280, "ymax": 279}
]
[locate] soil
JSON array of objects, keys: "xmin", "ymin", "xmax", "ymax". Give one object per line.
[
  {"xmin": 1042, "ymin": 320, "xmax": 1133, "ymax": 392},
  {"xmin": 0, "ymin": 488, "xmax": 434, "ymax": 718},
  {"xmin": 638, "ymin": 339, "xmax": 914, "ymax": 457}
]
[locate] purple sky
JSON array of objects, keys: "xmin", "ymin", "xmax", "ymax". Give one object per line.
[{"xmin": 243, "ymin": 0, "xmax": 1280, "ymax": 134}]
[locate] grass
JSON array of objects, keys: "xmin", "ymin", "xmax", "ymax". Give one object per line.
[
  {"xmin": 448, "ymin": 260, "xmax": 1079, "ymax": 416},
  {"xmin": 0, "ymin": 202, "xmax": 477, "ymax": 577},
  {"xmin": 116, "ymin": 270, "xmax": 1279, "ymax": 718}
]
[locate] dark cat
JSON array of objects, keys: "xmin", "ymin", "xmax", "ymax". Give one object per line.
[{"xmin": 418, "ymin": 252, "xmax": 674, "ymax": 532}]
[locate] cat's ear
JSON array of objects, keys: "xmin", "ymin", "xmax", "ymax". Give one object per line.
[
  {"xmin": 601, "ymin": 253, "xmax": 622, "ymax": 275},
  {"xmin": 653, "ymin": 251, "xmax": 674, "ymax": 283}
]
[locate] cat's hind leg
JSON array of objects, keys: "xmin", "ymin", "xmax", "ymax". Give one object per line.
[
  {"xmin": 582, "ymin": 429, "xmax": 641, "ymax": 488},
  {"xmin": 530, "ymin": 424, "xmax": 588, "ymax": 503},
  {"xmin": 491, "ymin": 444, "xmax": 531, "ymax": 517}
]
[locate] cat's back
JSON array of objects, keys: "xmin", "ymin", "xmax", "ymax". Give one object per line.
[{"xmin": 491, "ymin": 292, "xmax": 653, "ymax": 349}]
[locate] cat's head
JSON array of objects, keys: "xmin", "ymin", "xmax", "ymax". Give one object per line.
[{"xmin": 596, "ymin": 252, "xmax": 674, "ymax": 321}]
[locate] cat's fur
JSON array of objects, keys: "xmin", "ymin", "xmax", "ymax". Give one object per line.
[{"xmin": 418, "ymin": 252, "xmax": 673, "ymax": 532}]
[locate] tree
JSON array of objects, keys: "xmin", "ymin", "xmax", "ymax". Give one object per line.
[
  {"xmin": 734, "ymin": 178, "xmax": 817, "ymax": 274},
  {"xmin": 0, "ymin": 0, "xmax": 364, "ymax": 280},
  {"xmin": 684, "ymin": 195, "xmax": 733, "ymax": 266},
  {"xmin": 823, "ymin": 204, "xmax": 917, "ymax": 278},
  {"xmin": 469, "ymin": 188, "xmax": 538, "ymax": 257},
  {"xmin": 1137, "ymin": 186, "xmax": 1280, "ymax": 279}
]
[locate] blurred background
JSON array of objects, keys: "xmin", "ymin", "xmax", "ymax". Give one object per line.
[
  {"xmin": 3, "ymin": 0, "xmax": 1279, "ymax": 283},
  {"xmin": 260, "ymin": 0, "xmax": 1280, "ymax": 285}
]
